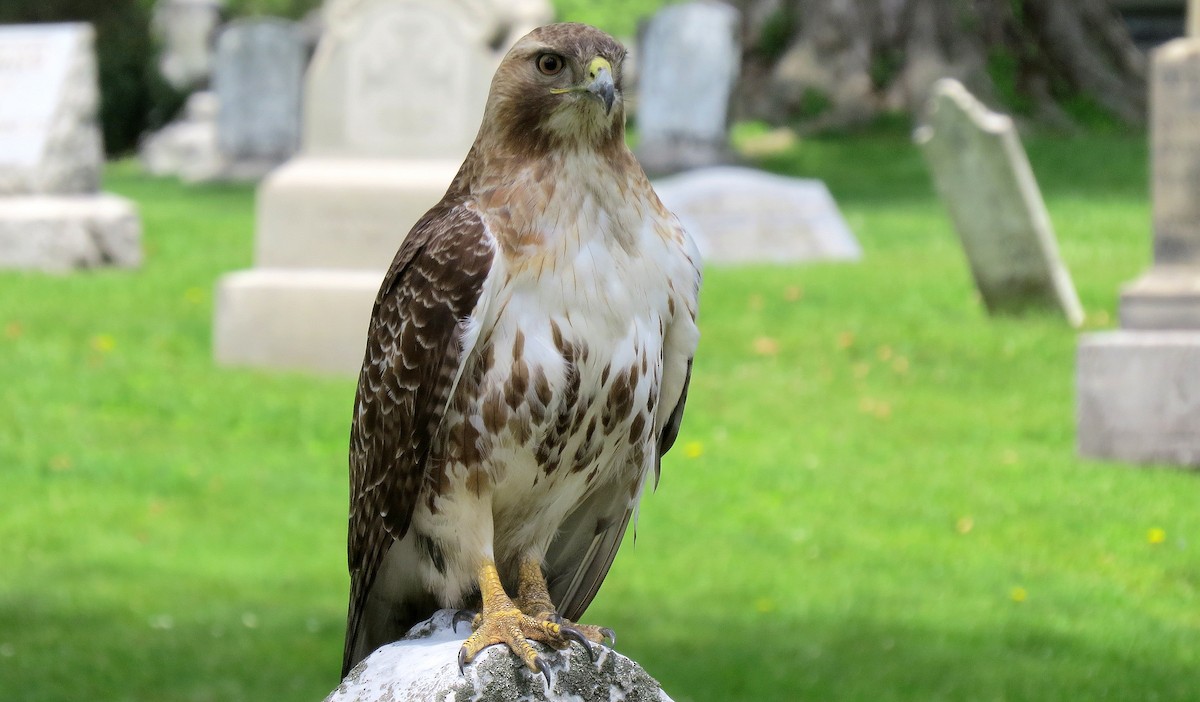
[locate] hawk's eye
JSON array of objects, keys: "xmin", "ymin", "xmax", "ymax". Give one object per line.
[{"xmin": 536, "ymin": 53, "xmax": 564, "ymax": 76}]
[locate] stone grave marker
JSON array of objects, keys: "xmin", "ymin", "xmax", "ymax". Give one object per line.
[
  {"xmin": 258, "ymin": 0, "xmax": 496, "ymax": 271},
  {"xmin": 214, "ymin": 18, "xmax": 306, "ymax": 172},
  {"xmin": 214, "ymin": 0, "xmax": 507, "ymax": 374},
  {"xmin": 0, "ymin": 23, "xmax": 141, "ymax": 272},
  {"xmin": 635, "ymin": 1, "xmax": 741, "ymax": 176},
  {"xmin": 152, "ymin": 0, "xmax": 223, "ymax": 90},
  {"xmin": 0, "ymin": 24, "xmax": 102, "ymax": 195},
  {"xmin": 653, "ymin": 166, "xmax": 860, "ymax": 264},
  {"xmin": 304, "ymin": 0, "xmax": 492, "ymax": 161},
  {"xmin": 1120, "ymin": 38, "xmax": 1200, "ymax": 329},
  {"xmin": 915, "ymin": 78, "xmax": 1084, "ymax": 326},
  {"xmin": 139, "ymin": 90, "xmax": 223, "ymax": 181},
  {"xmin": 1078, "ymin": 37, "xmax": 1200, "ymax": 468}
]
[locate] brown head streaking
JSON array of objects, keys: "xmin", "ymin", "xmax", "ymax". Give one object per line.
[{"xmin": 343, "ymin": 23, "xmax": 701, "ymax": 682}]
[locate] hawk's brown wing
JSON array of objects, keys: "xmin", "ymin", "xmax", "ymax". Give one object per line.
[{"xmin": 343, "ymin": 198, "xmax": 493, "ymax": 677}]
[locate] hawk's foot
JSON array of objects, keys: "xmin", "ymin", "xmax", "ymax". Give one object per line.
[
  {"xmin": 554, "ymin": 617, "xmax": 615, "ymax": 648},
  {"xmin": 457, "ymin": 605, "xmax": 582, "ymax": 682},
  {"xmin": 458, "ymin": 559, "xmax": 585, "ymax": 684},
  {"xmin": 512, "ymin": 555, "xmax": 616, "ymax": 656},
  {"xmin": 521, "ymin": 611, "xmax": 614, "ymax": 661}
]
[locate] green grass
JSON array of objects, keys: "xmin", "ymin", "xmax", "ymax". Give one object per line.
[
  {"xmin": 550, "ymin": 0, "xmax": 671, "ymax": 36},
  {"xmin": 1, "ymin": 126, "xmax": 1197, "ymax": 702}
]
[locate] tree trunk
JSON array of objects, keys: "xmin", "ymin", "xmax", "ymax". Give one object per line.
[{"xmin": 731, "ymin": 0, "xmax": 1148, "ymax": 129}]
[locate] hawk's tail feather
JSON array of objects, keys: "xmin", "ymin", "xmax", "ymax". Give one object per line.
[
  {"xmin": 543, "ymin": 477, "xmax": 637, "ymax": 622},
  {"xmin": 341, "ymin": 584, "xmax": 439, "ymax": 679}
]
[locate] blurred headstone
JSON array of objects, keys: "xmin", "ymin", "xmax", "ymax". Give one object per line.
[
  {"xmin": 152, "ymin": 0, "xmax": 223, "ymax": 90},
  {"xmin": 0, "ymin": 24, "xmax": 141, "ymax": 272},
  {"xmin": 635, "ymin": 1, "xmax": 741, "ymax": 176},
  {"xmin": 491, "ymin": 0, "xmax": 556, "ymax": 49},
  {"xmin": 653, "ymin": 167, "xmax": 860, "ymax": 264},
  {"xmin": 915, "ymin": 78, "xmax": 1084, "ymax": 326},
  {"xmin": 303, "ymin": 2, "xmax": 490, "ymax": 161},
  {"xmin": 298, "ymin": 6, "xmax": 326, "ymax": 54},
  {"xmin": 1078, "ymin": 38, "xmax": 1200, "ymax": 468},
  {"xmin": 0, "ymin": 25, "xmax": 102, "ymax": 195},
  {"xmin": 139, "ymin": 91, "xmax": 222, "ymax": 181},
  {"xmin": 213, "ymin": 18, "xmax": 305, "ymax": 176},
  {"xmin": 320, "ymin": 0, "xmax": 553, "ymax": 51},
  {"xmin": 214, "ymin": 0, "xmax": 506, "ymax": 374}
]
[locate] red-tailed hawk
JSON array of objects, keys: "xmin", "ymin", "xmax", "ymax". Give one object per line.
[{"xmin": 343, "ymin": 23, "xmax": 701, "ymax": 680}]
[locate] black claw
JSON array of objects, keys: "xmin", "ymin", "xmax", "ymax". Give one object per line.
[
  {"xmin": 562, "ymin": 627, "xmax": 595, "ymax": 661},
  {"xmin": 548, "ymin": 612, "xmax": 564, "ymax": 625},
  {"xmin": 532, "ymin": 655, "xmax": 551, "ymax": 687},
  {"xmin": 452, "ymin": 609, "xmax": 477, "ymax": 633},
  {"xmin": 600, "ymin": 627, "xmax": 616, "ymax": 646},
  {"xmin": 457, "ymin": 646, "xmax": 468, "ymax": 675}
]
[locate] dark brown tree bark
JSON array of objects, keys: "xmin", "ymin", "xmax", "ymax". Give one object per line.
[{"xmin": 731, "ymin": 0, "xmax": 1148, "ymax": 129}]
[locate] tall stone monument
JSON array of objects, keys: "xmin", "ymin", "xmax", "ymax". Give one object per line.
[
  {"xmin": 635, "ymin": 1, "xmax": 741, "ymax": 176},
  {"xmin": 214, "ymin": 0, "xmax": 506, "ymax": 373},
  {"xmin": 1077, "ymin": 26, "xmax": 1200, "ymax": 467},
  {"xmin": 213, "ymin": 18, "xmax": 306, "ymax": 177},
  {"xmin": 0, "ymin": 24, "xmax": 141, "ymax": 272},
  {"xmin": 916, "ymin": 79, "xmax": 1084, "ymax": 326}
]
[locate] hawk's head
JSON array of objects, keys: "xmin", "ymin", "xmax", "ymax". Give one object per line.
[{"xmin": 482, "ymin": 23, "xmax": 628, "ymax": 156}]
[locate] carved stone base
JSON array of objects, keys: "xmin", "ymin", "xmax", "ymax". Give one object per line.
[
  {"xmin": 0, "ymin": 194, "xmax": 142, "ymax": 272},
  {"xmin": 1119, "ymin": 266, "xmax": 1200, "ymax": 330},
  {"xmin": 1077, "ymin": 330, "xmax": 1200, "ymax": 467},
  {"xmin": 213, "ymin": 268, "xmax": 383, "ymax": 374},
  {"xmin": 254, "ymin": 156, "xmax": 458, "ymax": 269},
  {"xmin": 212, "ymin": 155, "xmax": 461, "ymax": 374}
]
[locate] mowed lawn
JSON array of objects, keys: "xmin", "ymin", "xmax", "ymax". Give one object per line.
[{"xmin": 1, "ymin": 127, "xmax": 1197, "ymax": 702}]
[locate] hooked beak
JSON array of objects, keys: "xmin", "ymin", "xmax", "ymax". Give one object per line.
[{"xmin": 586, "ymin": 57, "xmax": 616, "ymax": 114}]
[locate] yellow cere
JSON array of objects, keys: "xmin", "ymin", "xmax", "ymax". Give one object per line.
[
  {"xmin": 549, "ymin": 57, "xmax": 614, "ymax": 95},
  {"xmin": 587, "ymin": 57, "xmax": 612, "ymax": 80}
]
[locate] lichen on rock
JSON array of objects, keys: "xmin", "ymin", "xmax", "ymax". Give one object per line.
[{"xmin": 326, "ymin": 610, "xmax": 673, "ymax": 702}]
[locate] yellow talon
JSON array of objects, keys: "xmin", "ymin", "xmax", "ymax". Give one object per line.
[
  {"xmin": 456, "ymin": 560, "xmax": 564, "ymax": 680},
  {"xmin": 456, "ymin": 557, "xmax": 616, "ymax": 679}
]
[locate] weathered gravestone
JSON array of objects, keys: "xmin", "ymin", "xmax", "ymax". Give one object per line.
[
  {"xmin": 213, "ymin": 18, "xmax": 306, "ymax": 176},
  {"xmin": 915, "ymin": 78, "xmax": 1084, "ymax": 326},
  {"xmin": 635, "ymin": 1, "xmax": 740, "ymax": 176},
  {"xmin": 1120, "ymin": 37, "xmax": 1200, "ymax": 329},
  {"xmin": 653, "ymin": 166, "xmax": 860, "ymax": 264},
  {"xmin": 214, "ymin": 0, "xmax": 505, "ymax": 373},
  {"xmin": 139, "ymin": 90, "xmax": 222, "ymax": 181},
  {"xmin": 152, "ymin": 0, "xmax": 224, "ymax": 90},
  {"xmin": 0, "ymin": 24, "xmax": 101, "ymax": 195},
  {"xmin": 327, "ymin": 611, "xmax": 673, "ymax": 702},
  {"xmin": 0, "ymin": 24, "xmax": 141, "ymax": 272},
  {"xmin": 320, "ymin": 0, "xmax": 554, "ymax": 56},
  {"xmin": 1077, "ymin": 36, "xmax": 1200, "ymax": 468}
]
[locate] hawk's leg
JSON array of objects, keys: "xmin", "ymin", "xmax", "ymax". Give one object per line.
[
  {"xmin": 457, "ymin": 558, "xmax": 572, "ymax": 681},
  {"xmin": 514, "ymin": 557, "xmax": 616, "ymax": 649}
]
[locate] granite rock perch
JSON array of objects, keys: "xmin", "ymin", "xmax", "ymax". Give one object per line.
[{"xmin": 326, "ymin": 610, "xmax": 673, "ymax": 702}]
